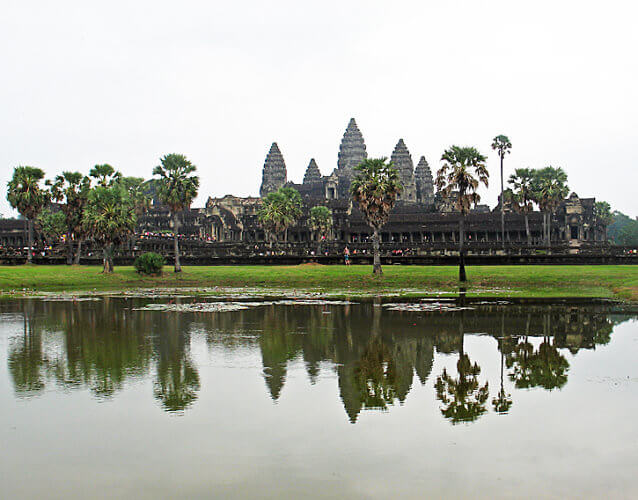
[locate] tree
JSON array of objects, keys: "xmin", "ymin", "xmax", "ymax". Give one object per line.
[
  {"xmin": 258, "ymin": 186, "xmax": 302, "ymax": 245},
  {"xmin": 82, "ymin": 184, "xmax": 137, "ymax": 273},
  {"xmin": 309, "ymin": 205, "xmax": 333, "ymax": 254},
  {"xmin": 350, "ymin": 158, "xmax": 402, "ymax": 275},
  {"xmin": 532, "ymin": 167, "xmax": 569, "ymax": 247},
  {"xmin": 491, "ymin": 135, "xmax": 512, "ymax": 247},
  {"xmin": 47, "ymin": 171, "xmax": 91, "ymax": 264},
  {"xmin": 508, "ymin": 168, "xmax": 536, "ymax": 244},
  {"xmin": 37, "ymin": 209, "xmax": 66, "ymax": 244},
  {"xmin": 594, "ymin": 201, "xmax": 613, "ymax": 242},
  {"xmin": 7, "ymin": 166, "xmax": 48, "ymax": 263},
  {"xmin": 435, "ymin": 146, "xmax": 489, "ymax": 282},
  {"xmin": 120, "ymin": 176, "xmax": 151, "ymax": 215},
  {"xmin": 152, "ymin": 154, "xmax": 199, "ymax": 273},
  {"xmin": 89, "ymin": 164, "xmax": 120, "ymax": 187},
  {"xmin": 608, "ymin": 211, "xmax": 638, "ymax": 246}
]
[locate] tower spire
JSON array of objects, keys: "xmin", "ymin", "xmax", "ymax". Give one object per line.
[
  {"xmin": 259, "ymin": 142, "xmax": 287, "ymax": 197},
  {"xmin": 335, "ymin": 118, "xmax": 367, "ymax": 197},
  {"xmin": 390, "ymin": 139, "xmax": 416, "ymax": 201},
  {"xmin": 303, "ymin": 158, "xmax": 322, "ymax": 184},
  {"xmin": 415, "ymin": 156, "xmax": 434, "ymax": 207}
]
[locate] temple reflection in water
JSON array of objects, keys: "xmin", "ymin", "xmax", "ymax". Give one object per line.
[{"xmin": 4, "ymin": 298, "xmax": 631, "ymax": 423}]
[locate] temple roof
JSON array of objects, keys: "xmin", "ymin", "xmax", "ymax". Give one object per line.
[
  {"xmin": 390, "ymin": 138, "xmax": 415, "ymax": 185},
  {"xmin": 336, "ymin": 118, "xmax": 367, "ymax": 176},
  {"xmin": 260, "ymin": 142, "xmax": 287, "ymax": 197},
  {"xmin": 303, "ymin": 158, "xmax": 322, "ymax": 184}
]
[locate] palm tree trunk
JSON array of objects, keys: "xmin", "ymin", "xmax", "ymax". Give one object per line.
[
  {"xmin": 103, "ymin": 244, "xmax": 114, "ymax": 273},
  {"xmin": 27, "ymin": 218, "xmax": 33, "ymax": 264},
  {"xmin": 66, "ymin": 233, "xmax": 73, "ymax": 265},
  {"xmin": 546, "ymin": 212, "xmax": 551, "ymax": 248},
  {"xmin": 500, "ymin": 154, "xmax": 505, "ymax": 248},
  {"xmin": 372, "ymin": 227, "xmax": 382, "ymax": 275},
  {"xmin": 525, "ymin": 213, "xmax": 531, "ymax": 245},
  {"xmin": 173, "ymin": 212, "xmax": 181, "ymax": 273},
  {"xmin": 459, "ymin": 216, "xmax": 467, "ymax": 282},
  {"xmin": 74, "ymin": 240, "xmax": 82, "ymax": 265}
]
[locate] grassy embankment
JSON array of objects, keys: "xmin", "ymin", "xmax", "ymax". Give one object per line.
[{"xmin": 0, "ymin": 264, "xmax": 636, "ymax": 301}]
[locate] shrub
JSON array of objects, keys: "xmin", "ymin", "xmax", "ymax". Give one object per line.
[{"xmin": 134, "ymin": 252, "xmax": 165, "ymax": 275}]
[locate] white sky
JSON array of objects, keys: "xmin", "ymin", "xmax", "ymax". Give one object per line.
[{"xmin": 1, "ymin": 0, "xmax": 636, "ymax": 216}]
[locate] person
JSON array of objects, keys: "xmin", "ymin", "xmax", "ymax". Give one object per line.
[{"xmin": 344, "ymin": 246, "xmax": 350, "ymax": 266}]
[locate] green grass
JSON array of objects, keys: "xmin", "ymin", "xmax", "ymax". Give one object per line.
[{"xmin": 0, "ymin": 264, "xmax": 636, "ymax": 301}]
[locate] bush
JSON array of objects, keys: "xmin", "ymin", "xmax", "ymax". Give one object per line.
[{"xmin": 134, "ymin": 252, "xmax": 165, "ymax": 275}]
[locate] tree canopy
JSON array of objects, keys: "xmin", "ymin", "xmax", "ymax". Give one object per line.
[
  {"xmin": 7, "ymin": 166, "xmax": 48, "ymax": 221},
  {"xmin": 258, "ymin": 186, "xmax": 302, "ymax": 241},
  {"xmin": 350, "ymin": 157, "xmax": 402, "ymax": 230},
  {"xmin": 152, "ymin": 154, "xmax": 199, "ymax": 213},
  {"xmin": 436, "ymin": 146, "xmax": 489, "ymax": 215}
]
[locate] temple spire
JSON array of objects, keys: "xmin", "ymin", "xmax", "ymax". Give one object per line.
[
  {"xmin": 415, "ymin": 156, "xmax": 434, "ymax": 207},
  {"xmin": 390, "ymin": 139, "xmax": 416, "ymax": 201},
  {"xmin": 303, "ymin": 158, "xmax": 322, "ymax": 184},
  {"xmin": 259, "ymin": 142, "xmax": 287, "ymax": 197},
  {"xmin": 334, "ymin": 118, "xmax": 367, "ymax": 198}
]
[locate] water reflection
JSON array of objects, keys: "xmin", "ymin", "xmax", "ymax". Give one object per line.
[
  {"xmin": 153, "ymin": 314, "xmax": 200, "ymax": 412},
  {"xmin": 3, "ymin": 299, "xmax": 633, "ymax": 423}
]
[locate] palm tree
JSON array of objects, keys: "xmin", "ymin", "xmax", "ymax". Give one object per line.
[
  {"xmin": 120, "ymin": 176, "xmax": 151, "ymax": 215},
  {"xmin": 258, "ymin": 186, "xmax": 302, "ymax": 245},
  {"xmin": 491, "ymin": 135, "xmax": 512, "ymax": 247},
  {"xmin": 508, "ymin": 168, "xmax": 536, "ymax": 245},
  {"xmin": 309, "ymin": 205, "xmax": 332, "ymax": 254},
  {"xmin": 532, "ymin": 167, "xmax": 569, "ymax": 247},
  {"xmin": 48, "ymin": 171, "xmax": 91, "ymax": 264},
  {"xmin": 7, "ymin": 166, "xmax": 48, "ymax": 263},
  {"xmin": 89, "ymin": 164, "xmax": 120, "ymax": 187},
  {"xmin": 435, "ymin": 146, "xmax": 489, "ymax": 282},
  {"xmin": 279, "ymin": 187, "xmax": 303, "ymax": 242},
  {"xmin": 153, "ymin": 154, "xmax": 199, "ymax": 273},
  {"xmin": 82, "ymin": 183, "xmax": 137, "ymax": 273},
  {"xmin": 350, "ymin": 158, "xmax": 402, "ymax": 275}
]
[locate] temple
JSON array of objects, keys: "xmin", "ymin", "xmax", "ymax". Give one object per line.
[
  {"xmin": 197, "ymin": 118, "xmax": 606, "ymax": 250},
  {"xmin": 0, "ymin": 118, "xmax": 611, "ymax": 257}
]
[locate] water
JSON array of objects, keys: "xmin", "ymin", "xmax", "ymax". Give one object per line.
[{"xmin": 1, "ymin": 297, "xmax": 637, "ymax": 499}]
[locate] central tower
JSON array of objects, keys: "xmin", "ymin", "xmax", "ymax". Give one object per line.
[{"xmin": 335, "ymin": 118, "xmax": 367, "ymax": 196}]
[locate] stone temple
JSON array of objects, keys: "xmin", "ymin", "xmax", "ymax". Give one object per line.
[
  {"xmin": 0, "ymin": 118, "xmax": 613, "ymax": 259},
  {"xmin": 259, "ymin": 119, "xmax": 431, "ymax": 209},
  {"xmin": 186, "ymin": 118, "xmax": 605, "ymax": 249}
]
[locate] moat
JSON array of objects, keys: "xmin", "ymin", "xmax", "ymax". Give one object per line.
[{"xmin": 1, "ymin": 297, "xmax": 637, "ymax": 499}]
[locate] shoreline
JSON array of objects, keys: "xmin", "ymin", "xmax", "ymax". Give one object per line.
[{"xmin": 0, "ymin": 264, "xmax": 636, "ymax": 302}]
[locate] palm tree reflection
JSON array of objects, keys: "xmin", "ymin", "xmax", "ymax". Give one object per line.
[
  {"xmin": 153, "ymin": 313, "xmax": 200, "ymax": 413},
  {"xmin": 435, "ymin": 353, "xmax": 489, "ymax": 424},
  {"xmin": 506, "ymin": 313, "xmax": 569, "ymax": 391}
]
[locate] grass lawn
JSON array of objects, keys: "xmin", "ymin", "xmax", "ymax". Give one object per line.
[{"xmin": 0, "ymin": 264, "xmax": 636, "ymax": 301}]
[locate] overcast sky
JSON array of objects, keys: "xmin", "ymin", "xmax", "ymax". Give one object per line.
[{"xmin": 1, "ymin": 0, "xmax": 636, "ymax": 216}]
